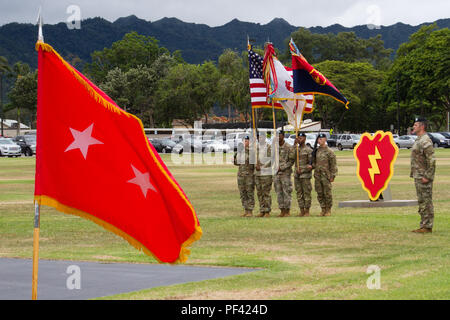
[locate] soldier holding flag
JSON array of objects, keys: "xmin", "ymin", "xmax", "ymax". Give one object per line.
[
  {"xmin": 274, "ymin": 131, "xmax": 295, "ymax": 217},
  {"xmin": 234, "ymin": 135, "xmax": 255, "ymax": 217}
]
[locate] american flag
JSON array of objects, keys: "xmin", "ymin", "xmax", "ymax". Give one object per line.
[
  {"xmin": 248, "ymin": 48, "xmax": 283, "ymax": 109},
  {"xmin": 248, "ymin": 48, "xmax": 313, "ymax": 113}
]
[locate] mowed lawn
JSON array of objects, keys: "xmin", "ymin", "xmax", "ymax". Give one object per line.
[{"xmin": 0, "ymin": 149, "xmax": 449, "ymax": 300}]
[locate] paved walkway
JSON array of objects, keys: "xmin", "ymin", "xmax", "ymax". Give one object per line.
[{"xmin": 0, "ymin": 258, "xmax": 257, "ymax": 300}]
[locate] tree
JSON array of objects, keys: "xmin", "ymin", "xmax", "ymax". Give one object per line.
[
  {"xmin": 0, "ymin": 56, "xmax": 11, "ymax": 136},
  {"xmin": 196, "ymin": 61, "xmax": 220, "ymax": 123},
  {"xmin": 100, "ymin": 53, "xmax": 177, "ymax": 127},
  {"xmin": 217, "ymin": 49, "xmax": 250, "ymax": 122},
  {"xmin": 5, "ymin": 62, "xmax": 33, "ymax": 132},
  {"xmin": 381, "ymin": 25, "xmax": 450, "ymax": 132},
  {"xmin": 154, "ymin": 61, "xmax": 221, "ymax": 127},
  {"xmin": 307, "ymin": 60, "xmax": 385, "ymax": 132},
  {"xmin": 284, "ymin": 28, "xmax": 392, "ymax": 69},
  {"xmin": 84, "ymin": 32, "xmax": 181, "ymax": 84},
  {"xmin": 7, "ymin": 69, "xmax": 38, "ymax": 129}
]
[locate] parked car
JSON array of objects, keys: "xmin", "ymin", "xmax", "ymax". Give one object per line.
[
  {"xmin": 394, "ymin": 135, "xmax": 417, "ymax": 149},
  {"xmin": 172, "ymin": 135, "xmax": 203, "ymax": 153},
  {"xmin": 203, "ymin": 139, "xmax": 231, "ymax": 153},
  {"xmin": 305, "ymin": 133, "xmax": 318, "ymax": 148},
  {"xmin": 336, "ymin": 134, "xmax": 361, "ymax": 150},
  {"xmin": 149, "ymin": 138, "xmax": 177, "ymax": 153},
  {"xmin": 159, "ymin": 138, "xmax": 177, "ymax": 153},
  {"xmin": 225, "ymin": 132, "xmax": 250, "ymax": 151},
  {"xmin": 13, "ymin": 135, "xmax": 36, "ymax": 156},
  {"xmin": 0, "ymin": 138, "xmax": 22, "ymax": 157},
  {"xmin": 428, "ymin": 133, "xmax": 450, "ymax": 148},
  {"xmin": 327, "ymin": 134, "xmax": 338, "ymax": 147},
  {"xmin": 439, "ymin": 132, "xmax": 450, "ymax": 139},
  {"xmin": 284, "ymin": 133, "xmax": 295, "ymax": 146}
]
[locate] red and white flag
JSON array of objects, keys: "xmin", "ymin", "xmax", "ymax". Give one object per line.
[
  {"xmin": 34, "ymin": 41, "xmax": 202, "ymax": 263},
  {"xmin": 264, "ymin": 43, "xmax": 314, "ymax": 129}
]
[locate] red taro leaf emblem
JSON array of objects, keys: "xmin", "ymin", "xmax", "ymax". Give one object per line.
[{"xmin": 353, "ymin": 131, "xmax": 399, "ymax": 201}]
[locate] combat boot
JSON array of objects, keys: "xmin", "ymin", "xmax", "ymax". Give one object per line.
[
  {"xmin": 323, "ymin": 208, "xmax": 331, "ymax": 216},
  {"xmin": 240, "ymin": 210, "xmax": 247, "ymax": 217},
  {"xmin": 304, "ymin": 208, "xmax": 310, "ymax": 217},
  {"xmin": 412, "ymin": 227, "xmax": 432, "ymax": 233},
  {"xmin": 244, "ymin": 210, "xmax": 253, "ymax": 217},
  {"xmin": 278, "ymin": 209, "xmax": 286, "ymax": 217},
  {"xmin": 298, "ymin": 208, "xmax": 305, "ymax": 217},
  {"xmin": 284, "ymin": 209, "xmax": 291, "ymax": 217},
  {"xmin": 319, "ymin": 207, "xmax": 326, "ymax": 216},
  {"xmin": 262, "ymin": 212, "xmax": 271, "ymax": 217},
  {"xmin": 256, "ymin": 212, "xmax": 265, "ymax": 217}
]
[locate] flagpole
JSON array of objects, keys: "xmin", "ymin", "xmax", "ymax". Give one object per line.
[
  {"xmin": 272, "ymin": 101, "xmax": 279, "ymax": 172},
  {"xmin": 295, "ymin": 96, "xmax": 299, "ymax": 172},
  {"xmin": 252, "ymin": 107, "xmax": 257, "ymax": 140},
  {"xmin": 32, "ymin": 203, "xmax": 40, "ymax": 300},
  {"xmin": 32, "ymin": 7, "xmax": 43, "ymax": 301}
]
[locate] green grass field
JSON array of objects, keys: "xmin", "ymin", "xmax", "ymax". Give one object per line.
[{"xmin": 0, "ymin": 149, "xmax": 449, "ymax": 299}]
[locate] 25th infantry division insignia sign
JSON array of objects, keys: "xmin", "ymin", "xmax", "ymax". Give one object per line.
[{"xmin": 354, "ymin": 131, "xmax": 399, "ymax": 201}]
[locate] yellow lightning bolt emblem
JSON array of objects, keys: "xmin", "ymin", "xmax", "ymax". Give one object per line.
[{"xmin": 368, "ymin": 147, "xmax": 382, "ymax": 184}]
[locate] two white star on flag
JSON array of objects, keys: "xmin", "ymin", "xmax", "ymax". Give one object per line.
[
  {"xmin": 127, "ymin": 165, "xmax": 156, "ymax": 198},
  {"xmin": 64, "ymin": 123, "xmax": 103, "ymax": 159},
  {"xmin": 64, "ymin": 123, "xmax": 155, "ymax": 198}
]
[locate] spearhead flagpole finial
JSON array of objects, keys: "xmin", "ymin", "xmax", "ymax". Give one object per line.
[{"xmin": 37, "ymin": 6, "xmax": 44, "ymax": 42}]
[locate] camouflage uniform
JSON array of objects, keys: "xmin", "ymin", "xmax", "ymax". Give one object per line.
[
  {"xmin": 294, "ymin": 144, "xmax": 313, "ymax": 210},
  {"xmin": 273, "ymin": 142, "xmax": 295, "ymax": 211},
  {"xmin": 410, "ymin": 133, "xmax": 436, "ymax": 229},
  {"xmin": 255, "ymin": 143, "xmax": 273, "ymax": 214},
  {"xmin": 313, "ymin": 146, "xmax": 338, "ymax": 212},
  {"xmin": 234, "ymin": 146, "xmax": 255, "ymax": 212}
]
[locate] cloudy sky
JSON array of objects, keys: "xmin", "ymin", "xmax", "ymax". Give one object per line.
[{"xmin": 1, "ymin": 0, "xmax": 449, "ymax": 27}]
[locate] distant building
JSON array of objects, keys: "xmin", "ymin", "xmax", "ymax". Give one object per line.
[
  {"xmin": 280, "ymin": 119, "xmax": 323, "ymax": 132},
  {"xmin": 0, "ymin": 118, "xmax": 30, "ymax": 129}
]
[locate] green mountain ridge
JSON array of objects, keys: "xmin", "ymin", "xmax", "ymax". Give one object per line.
[{"xmin": 0, "ymin": 15, "xmax": 448, "ymax": 70}]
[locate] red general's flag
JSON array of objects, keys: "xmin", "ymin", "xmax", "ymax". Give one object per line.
[{"xmin": 34, "ymin": 41, "xmax": 202, "ymax": 263}]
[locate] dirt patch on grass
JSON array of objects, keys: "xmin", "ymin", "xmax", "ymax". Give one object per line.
[
  {"xmin": 0, "ymin": 200, "xmax": 33, "ymax": 205},
  {"xmin": 92, "ymin": 255, "xmax": 123, "ymax": 261},
  {"xmin": 165, "ymin": 285, "xmax": 310, "ymax": 300}
]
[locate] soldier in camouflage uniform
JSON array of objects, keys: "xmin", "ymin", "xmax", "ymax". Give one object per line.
[
  {"xmin": 255, "ymin": 134, "xmax": 273, "ymax": 217},
  {"xmin": 273, "ymin": 131, "xmax": 296, "ymax": 217},
  {"xmin": 234, "ymin": 135, "xmax": 255, "ymax": 217},
  {"xmin": 410, "ymin": 117, "xmax": 436, "ymax": 233},
  {"xmin": 312, "ymin": 133, "xmax": 337, "ymax": 216},
  {"xmin": 293, "ymin": 133, "xmax": 313, "ymax": 217}
]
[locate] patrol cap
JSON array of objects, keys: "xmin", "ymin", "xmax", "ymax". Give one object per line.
[
  {"xmin": 414, "ymin": 117, "xmax": 427, "ymax": 124},
  {"xmin": 297, "ymin": 132, "xmax": 307, "ymax": 137},
  {"xmin": 243, "ymin": 135, "xmax": 250, "ymax": 140},
  {"xmin": 317, "ymin": 133, "xmax": 327, "ymax": 138}
]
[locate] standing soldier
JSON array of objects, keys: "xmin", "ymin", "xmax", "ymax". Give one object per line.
[
  {"xmin": 293, "ymin": 133, "xmax": 313, "ymax": 217},
  {"xmin": 234, "ymin": 135, "xmax": 255, "ymax": 217},
  {"xmin": 255, "ymin": 133, "xmax": 273, "ymax": 217},
  {"xmin": 274, "ymin": 131, "xmax": 295, "ymax": 217},
  {"xmin": 313, "ymin": 133, "xmax": 337, "ymax": 216},
  {"xmin": 410, "ymin": 117, "xmax": 436, "ymax": 233}
]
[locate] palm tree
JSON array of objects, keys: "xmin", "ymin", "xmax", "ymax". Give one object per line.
[{"xmin": 0, "ymin": 56, "xmax": 12, "ymax": 136}]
